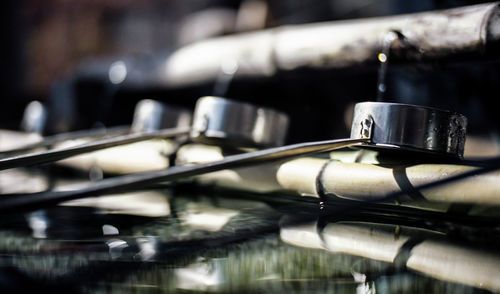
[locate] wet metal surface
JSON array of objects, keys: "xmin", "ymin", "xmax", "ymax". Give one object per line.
[{"xmin": 351, "ymin": 102, "xmax": 467, "ymax": 157}]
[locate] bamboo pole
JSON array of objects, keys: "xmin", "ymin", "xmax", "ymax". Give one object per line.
[
  {"xmin": 277, "ymin": 159, "xmax": 500, "ymax": 205},
  {"xmin": 162, "ymin": 3, "xmax": 500, "ymax": 87},
  {"xmin": 56, "ymin": 139, "xmax": 175, "ymax": 174},
  {"xmin": 176, "ymin": 144, "xmax": 283, "ymax": 193},
  {"xmin": 177, "ymin": 143, "xmax": 500, "ymax": 206},
  {"xmin": 0, "ymin": 130, "xmax": 42, "ymax": 153}
]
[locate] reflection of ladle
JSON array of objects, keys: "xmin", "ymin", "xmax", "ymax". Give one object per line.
[{"xmin": 0, "ymin": 100, "xmax": 468, "ymax": 211}]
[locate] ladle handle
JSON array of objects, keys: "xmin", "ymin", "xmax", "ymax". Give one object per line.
[
  {"xmin": 0, "ymin": 127, "xmax": 191, "ymax": 171},
  {"xmin": 0, "ymin": 125, "xmax": 131, "ymax": 156},
  {"xmin": 0, "ymin": 137, "xmax": 370, "ymax": 211}
]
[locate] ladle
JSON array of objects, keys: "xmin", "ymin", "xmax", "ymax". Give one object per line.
[
  {"xmin": 0, "ymin": 99, "xmax": 467, "ymax": 211},
  {"xmin": 0, "ymin": 99, "xmax": 192, "ymax": 170}
]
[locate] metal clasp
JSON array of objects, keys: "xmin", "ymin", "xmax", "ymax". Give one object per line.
[{"xmin": 360, "ymin": 115, "xmax": 374, "ymax": 140}]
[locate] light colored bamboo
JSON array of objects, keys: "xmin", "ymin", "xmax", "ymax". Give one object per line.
[
  {"xmin": 276, "ymin": 158, "xmax": 327, "ymax": 196},
  {"xmin": 0, "ymin": 168, "xmax": 48, "ymax": 194},
  {"xmin": 277, "ymin": 159, "xmax": 500, "ymax": 205},
  {"xmin": 56, "ymin": 139, "xmax": 174, "ymax": 174},
  {"xmin": 162, "ymin": 3, "xmax": 500, "ymax": 87},
  {"xmin": 322, "ymin": 161, "xmax": 500, "ymax": 204},
  {"xmin": 176, "ymin": 144, "xmax": 283, "ymax": 193},
  {"xmin": 0, "ymin": 128, "xmax": 176, "ymax": 174},
  {"xmin": 177, "ymin": 143, "xmax": 500, "ymax": 206},
  {"xmin": 0, "ymin": 130, "xmax": 42, "ymax": 152}
]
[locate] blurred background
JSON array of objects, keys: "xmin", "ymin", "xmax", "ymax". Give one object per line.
[
  {"xmin": 2, "ymin": 2, "xmax": 500, "ymax": 292},
  {"xmin": 1, "ymin": 0, "xmax": 499, "ymax": 144}
]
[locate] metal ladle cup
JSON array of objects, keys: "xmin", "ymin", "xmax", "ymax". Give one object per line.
[
  {"xmin": 190, "ymin": 96, "xmax": 290, "ymax": 148},
  {"xmin": 350, "ymin": 102, "xmax": 467, "ymax": 158}
]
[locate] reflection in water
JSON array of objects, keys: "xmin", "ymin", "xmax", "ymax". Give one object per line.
[
  {"xmin": 137, "ymin": 236, "xmax": 158, "ymax": 261},
  {"xmin": 61, "ymin": 190, "xmax": 171, "ymax": 217},
  {"xmin": 175, "ymin": 258, "xmax": 226, "ymax": 291},
  {"xmin": 27, "ymin": 210, "xmax": 49, "ymax": 239},
  {"xmin": 0, "ymin": 189, "xmax": 498, "ymax": 293},
  {"xmin": 106, "ymin": 239, "xmax": 129, "ymax": 260},
  {"xmin": 181, "ymin": 202, "xmax": 240, "ymax": 232},
  {"xmin": 282, "ymin": 219, "xmax": 500, "ymax": 292},
  {"xmin": 102, "ymin": 224, "xmax": 119, "ymax": 235}
]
